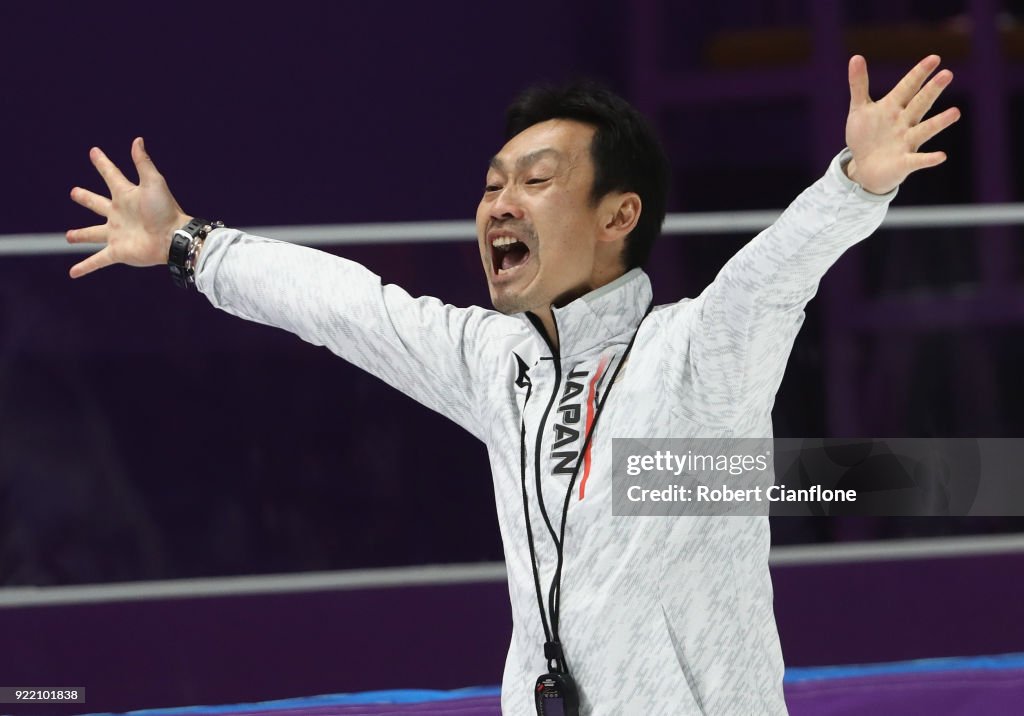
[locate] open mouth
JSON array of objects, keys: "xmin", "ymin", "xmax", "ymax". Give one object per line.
[{"xmin": 491, "ymin": 236, "xmax": 531, "ymax": 276}]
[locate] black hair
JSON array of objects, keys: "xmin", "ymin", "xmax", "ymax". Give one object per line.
[{"xmin": 504, "ymin": 80, "xmax": 670, "ymax": 269}]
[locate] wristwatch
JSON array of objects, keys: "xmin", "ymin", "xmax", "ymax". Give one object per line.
[{"xmin": 168, "ymin": 218, "xmax": 224, "ymax": 289}]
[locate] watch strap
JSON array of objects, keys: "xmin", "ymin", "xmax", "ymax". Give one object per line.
[{"xmin": 168, "ymin": 218, "xmax": 224, "ymax": 289}]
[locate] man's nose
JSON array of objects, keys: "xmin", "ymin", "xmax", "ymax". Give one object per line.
[{"xmin": 491, "ymin": 186, "xmax": 525, "ymax": 220}]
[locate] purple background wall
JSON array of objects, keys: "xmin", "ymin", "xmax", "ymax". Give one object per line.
[{"xmin": 3, "ymin": 1, "xmax": 1024, "ymax": 711}]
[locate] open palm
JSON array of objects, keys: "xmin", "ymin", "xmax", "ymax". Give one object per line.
[
  {"xmin": 845, "ymin": 54, "xmax": 961, "ymax": 195},
  {"xmin": 67, "ymin": 138, "xmax": 190, "ymax": 278}
]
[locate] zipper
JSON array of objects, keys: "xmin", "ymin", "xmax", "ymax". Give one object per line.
[
  {"xmin": 518, "ymin": 301, "xmax": 654, "ymax": 680},
  {"xmin": 525, "ymin": 311, "xmax": 563, "ymax": 548}
]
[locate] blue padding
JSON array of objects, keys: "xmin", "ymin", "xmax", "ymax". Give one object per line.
[
  {"xmin": 80, "ymin": 686, "xmax": 502, "ymax": 716},
  {"xmin": 784, "ymin": 652, "xmax": 1024, "ymax": 683},
  {"xmin": 81, "ymin": 654, "xmax": 1024, "ymax": 715}
]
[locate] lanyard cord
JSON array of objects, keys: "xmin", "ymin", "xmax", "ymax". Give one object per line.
[
  {"xmin": 534, "ymin": 357, "xmax": 565, "ymax": 551},
  {"xmin": 518, "ymin": 378, "xmax": 553, "ymax": 644},
  {"xmin": 519, "ymin": 302, "xmax": 654, "ymax": 674}
]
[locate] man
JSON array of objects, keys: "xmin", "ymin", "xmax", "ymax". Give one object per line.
[{"xmin": 67, "ymin": 55, "xmax": 958, "ymax": 715}]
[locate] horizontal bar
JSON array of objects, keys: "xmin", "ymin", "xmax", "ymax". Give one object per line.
[
  {"xmin": 0, "ymin": 562, "xmax": 509, "ymax": 608},
  {"xmin": 769, "ymin": 533, "xmax": 1024, "ymax": 566},
  {"xmin": 1, "ymin": 534, "xmax": 1021, "ymax": 608},
  {"xmin": 3, "ymin": 203, "xmax": 1024, "ymax": 257}
]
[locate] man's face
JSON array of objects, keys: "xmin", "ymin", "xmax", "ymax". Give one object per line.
[{"xmin": 477, "ymin": 119, "xmax": 606, "ymax": 316}]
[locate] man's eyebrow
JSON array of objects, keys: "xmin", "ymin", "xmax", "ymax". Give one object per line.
[{"xmin": 488, "ymin": 148, "xmax": 563, "ymax": 172}]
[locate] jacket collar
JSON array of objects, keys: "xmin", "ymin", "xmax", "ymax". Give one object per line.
[{"xmin": 523, "ymin": 268, "xmax": 653, "ymax": 359}]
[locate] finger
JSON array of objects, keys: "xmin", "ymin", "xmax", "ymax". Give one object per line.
[
  {"xmin": 886, "ymin": 55, "xmax": 941, "ymax": 108},
  {"xmin": 66, "ymin": 225, "xmax": 108, "ymax": 244},
  {"xmin": 69, "ymin": 246, "xmax": 116, "ymax": 279},
  {"xmin": 89, "ymin": 146, "xmax": 133, "ymax": 194},
  {"xmin": 848, "ymin": 55, "xmax": 870, "ymax": 109},
  {"xmin": 70, "ymin": 186, "xmax": 112, "ymax": 218},
  {"xmin": 132, "ymin": 137, "xmax": 164, "ymax": 185},
  {"xmin": 907, "ymin": 151, "xmax": 948, "ymax": 174},
  {"xmin": 904, "ymin": 69, "xmax": 953, "ymax": 125},
  {"xmin": 908, "ymin": 106, "xmax": 961, "ymax": 149}
]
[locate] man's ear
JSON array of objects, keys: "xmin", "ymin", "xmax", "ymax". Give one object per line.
[{"xmin": 599, "ymin": 192, "xmax": 642, "ymax": 242}]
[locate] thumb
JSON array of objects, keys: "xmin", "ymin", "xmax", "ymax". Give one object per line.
[
  {"xmin": 132, "ymin": 136, "xmax": 163, "ymax": 184},
  {"xmin": 848, "ymin": 55, "xmax": 870, "ymax": 109}
]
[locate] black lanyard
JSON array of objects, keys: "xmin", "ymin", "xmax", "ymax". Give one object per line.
[{"xmin": 519, "ymin": 302, "xmax": 653, "ymax": 682}]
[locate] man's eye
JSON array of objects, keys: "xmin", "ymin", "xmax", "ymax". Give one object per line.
[
  {"xmin": 484, "ymin": 184, "xmax": 502, "ymax": 192},
  {"xmin": 526, "ymin": 177, "xmax": 551, "ymax": 185}
]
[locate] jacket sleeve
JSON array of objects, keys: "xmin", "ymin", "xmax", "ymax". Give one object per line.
[
  {"xmin": 668, "ymin": 148, "xmax": 895, "ymax": 425},
  {"xmin": 195, "ymin": 229, "xmax": 492, "ymax": 441}
]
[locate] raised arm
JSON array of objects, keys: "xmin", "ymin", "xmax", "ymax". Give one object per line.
[
  {"xmin": 667, "ymin": 55, "xmax": 960, "ymax": 425},
  {"xmin": 66, "ymin": 140, "xmax": 495, "ymax": 440}
]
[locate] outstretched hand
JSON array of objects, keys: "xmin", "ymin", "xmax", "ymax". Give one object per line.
[
  {"xmin": 67, "ymin": 138, "xmax": 190, "ymax": 278},
  {"xmin": 845, "ymin": 54, "xmax": 960, "ymax": 195}
]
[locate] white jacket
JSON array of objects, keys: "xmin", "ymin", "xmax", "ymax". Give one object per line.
[{"xmin": 196, "ymin": 149, "xmax": 894, "ymax": 715}]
